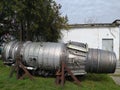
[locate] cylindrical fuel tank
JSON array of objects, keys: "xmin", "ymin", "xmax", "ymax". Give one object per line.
[
  {"xmin": 85, "ymin": 48, "xmax": 117, "ymax": 73},
  {"xmin": 21, "ymin": 42, "xmax": 67, "ymax": 69}
]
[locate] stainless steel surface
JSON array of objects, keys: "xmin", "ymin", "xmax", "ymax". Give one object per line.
[
  {"xmin": 2, "ymin": 41, "xmax": 18, "ymax": 61},
  {"xmin": 21, "ymin": 42, "xmax": 67, "ymax": 69},
  {"xmin": 85, "ymin": 48, "xmax": 117, "ymax": 73},
  {"xmin": 2, "ymin": 41, "xmax": 117, "ymax": 75},
  {"xmin": 66, "ymin": 41, "xmax": 88, "ymax": 75}
]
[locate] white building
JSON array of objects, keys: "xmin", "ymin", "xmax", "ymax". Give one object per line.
[{"xmin": 60, "ymin": 20, "xmax": 120, "ymax": 61}]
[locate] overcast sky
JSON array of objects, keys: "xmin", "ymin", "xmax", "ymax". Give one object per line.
[{"xmin": 56, "ymin": 0, "xmax": 120, "ymax": 24}]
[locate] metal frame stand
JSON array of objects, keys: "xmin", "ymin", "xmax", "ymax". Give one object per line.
[
  {"xmin": 9, "ymin": 57, "xmax": 33, "ymax": 80},
  {"xmin": 55, "ymin": 61, "xmax": 80, "ymax": 87}
]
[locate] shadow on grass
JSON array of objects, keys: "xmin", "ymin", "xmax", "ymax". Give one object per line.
[{"xmin": 66, "ymin": 73, "xmax": 112, "ymax": 82}]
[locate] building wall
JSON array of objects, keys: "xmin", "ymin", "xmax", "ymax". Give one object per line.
[{"xmin": 60, "ymin": 27, "xmax": 119, "ymax": 60}]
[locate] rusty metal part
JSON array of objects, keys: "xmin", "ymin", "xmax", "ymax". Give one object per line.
[
  {"xmin": 55, "ymin": 61, "xmax": 80, "ymax": 86},
  {"xmin": 9, "ymin": 56, "xmax": 33, "ymax": 80}
]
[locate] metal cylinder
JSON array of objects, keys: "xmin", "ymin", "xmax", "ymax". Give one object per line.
[
  {"xmin": 2, "ymin": 41, "xmax": 117, "ymax": 75},
  {"xmin": 85, "ymin": 48, "xmax": 117, "ymax": 73},
  {"xmin": 21, "ymin": 42, "xmax": 67, "ymax": 69},
  {"xmin": 2, "ymin": 41, "xmax": 20, "ymax": 62},
  {"xmin": 2, "ymin": 41, "xmax": 67, "ymax": 70}
]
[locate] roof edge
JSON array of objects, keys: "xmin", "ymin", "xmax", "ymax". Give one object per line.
[{"xmin": 68, "ymin": 20, "xmax": 120, "ymax": 28}]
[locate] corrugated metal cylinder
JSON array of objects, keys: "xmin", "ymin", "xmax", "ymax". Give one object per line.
[
  {"xmin": 2, "ymin": 41, "xmax": 19, "ymax": 61},
  {"xmin": 21, "ymin": 42, "xmax": 67, "ymax": 70},
  {"xmin": 85, "ymin": 48, "xmax": 116, "ymax": 73}
]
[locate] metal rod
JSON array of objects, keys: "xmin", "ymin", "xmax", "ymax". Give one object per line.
[{"xmin": 61, "ymin": 61, "xmax": 65, "ymax": 86}]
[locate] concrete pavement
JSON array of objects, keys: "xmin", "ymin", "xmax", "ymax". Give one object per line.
[{"xmin": 110, "ymin": 68, "xmax": 120, "ymax": 85}]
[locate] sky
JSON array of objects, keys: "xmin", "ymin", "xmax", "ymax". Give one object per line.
[{"xmin": 56, "ymin": 0, "xmax": 120, "ymax": 24}]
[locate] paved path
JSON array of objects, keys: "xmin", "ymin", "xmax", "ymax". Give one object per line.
[
  {"xmin": 111, "ymin": 68, "xmax": 120, "ymax": 85},
  {"xmin": 114, "ymin": 68, "xmax": 120, "ymax": 74},
  {"xmin": 111, "ymin": 76, "xmax": 120, "ymax": 85}
]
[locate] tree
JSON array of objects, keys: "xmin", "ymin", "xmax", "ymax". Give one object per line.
[{"xmin": 0, "ymin": 0, "xmax": 68, "ymax": 42}]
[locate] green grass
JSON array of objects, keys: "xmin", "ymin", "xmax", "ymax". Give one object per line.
[{"xmin": 0, "ymin": 60, "xmax": 120, "ymax": 90}]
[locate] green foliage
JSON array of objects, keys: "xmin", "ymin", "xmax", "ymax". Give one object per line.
[
  {"xmin": 0, "ymin": 60, "xmax": 120, "ymax": 90},
  {"xmin": 0, "ymin": 0, "xmax": 68, "ymax": 42}
]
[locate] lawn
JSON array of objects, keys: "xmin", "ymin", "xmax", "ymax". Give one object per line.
[{"xmin": 0, "ymin": 60, "xmax": 120, "ymax": 90}]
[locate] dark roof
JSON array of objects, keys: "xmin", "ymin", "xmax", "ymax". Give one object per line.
[
  {"xmin": 69, "ymin": 20, "xmax": 120, "ymax": 28},
  {"xmin": 112, "ymin": 19, "xmax": 120, "ymax": 24}
]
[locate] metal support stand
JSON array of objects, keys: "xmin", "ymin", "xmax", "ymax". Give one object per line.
[
  {"xmin": 9, "ymin": 57, "xmax": 33, "ymax": 80},
  {"xmin": 55, "ymin": 61, "xmax": 80, "ymax": 87}
]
